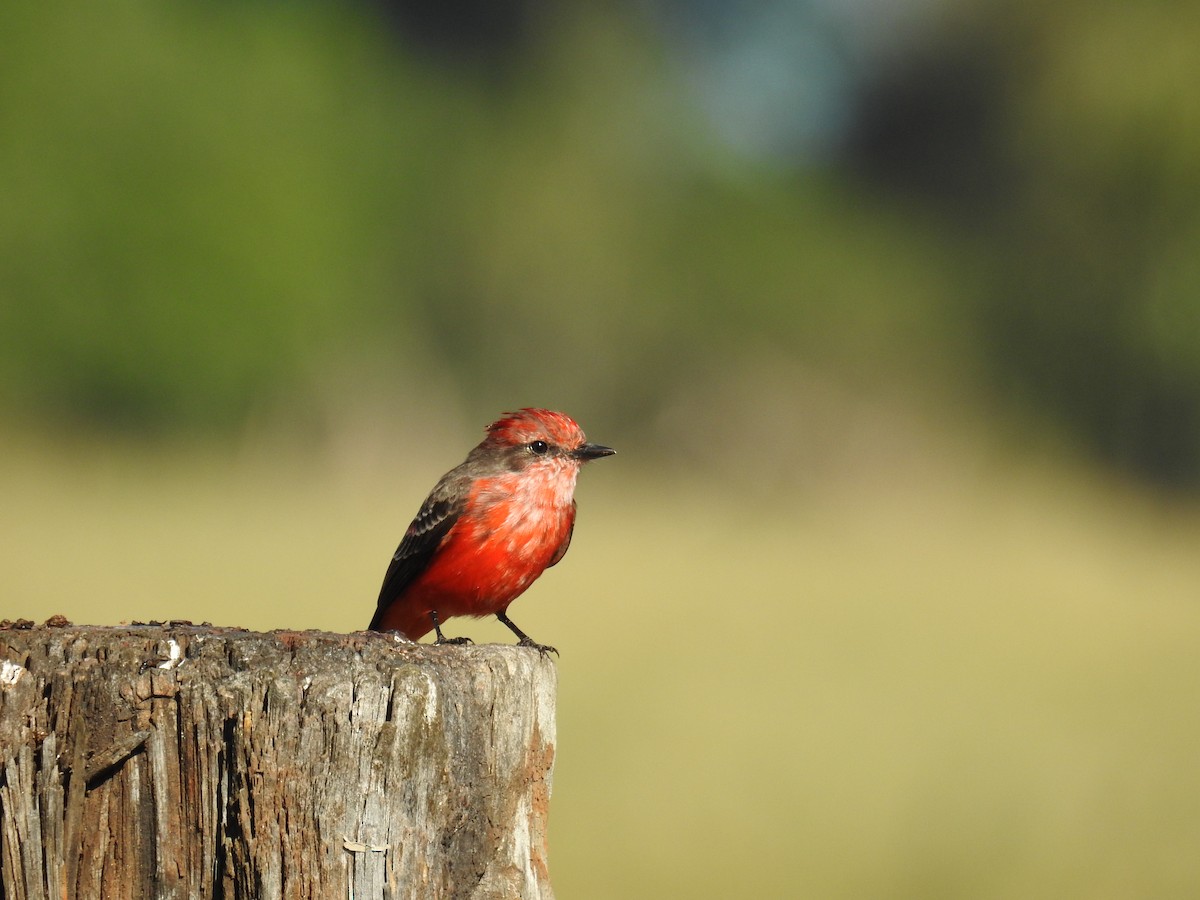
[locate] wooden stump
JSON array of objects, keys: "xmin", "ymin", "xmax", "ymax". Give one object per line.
[{"xmin": 0, "ymin": 624, "xmax": 557, "ymax": 900}]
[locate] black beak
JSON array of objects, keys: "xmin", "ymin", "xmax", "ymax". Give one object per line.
[{"xmin": 573, "ymin": 443, "xmax": 616, "ymax": 461}]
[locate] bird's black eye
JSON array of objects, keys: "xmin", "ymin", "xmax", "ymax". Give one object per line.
[{"xmin": 528, "ymin": 440, "xmax": 549, "ymax": 455}]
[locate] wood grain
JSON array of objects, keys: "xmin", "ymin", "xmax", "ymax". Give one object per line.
[{"xmin": 0, "ymin": 625, "xmax": 557, "ymax": 899}]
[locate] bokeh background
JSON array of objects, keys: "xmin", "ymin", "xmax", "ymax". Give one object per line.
[{"xmin": 4, "ymin": 1, "xmax": 1200, "ymax": 895}]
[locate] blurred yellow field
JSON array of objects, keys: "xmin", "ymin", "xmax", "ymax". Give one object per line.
[{"xmin": 5, "ymin": 438, "xmax": 1200, "ymax": 897}]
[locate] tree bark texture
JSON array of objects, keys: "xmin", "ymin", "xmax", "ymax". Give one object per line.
[{"xmin": 0, "ymin": 624, "xmax": 557, "ymax": 899}]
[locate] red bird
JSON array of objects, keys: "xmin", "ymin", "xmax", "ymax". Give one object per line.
[{"xmin": 369, "ymin": 408, "xmax": 614, "ymax": 652}]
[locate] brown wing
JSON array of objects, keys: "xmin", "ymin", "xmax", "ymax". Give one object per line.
[{"xmin": 369, "ymin": 470, "xmax": 470, "ymax": 631}]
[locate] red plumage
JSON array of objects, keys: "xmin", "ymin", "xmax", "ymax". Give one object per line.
[{"xmin": 369, "ymin": 408, "xmax": 614, "ymax": 652}]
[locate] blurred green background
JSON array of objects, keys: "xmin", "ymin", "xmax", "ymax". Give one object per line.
[{"xmin": 4, "ymin": 0, "xmax": 1200, "ymax": 895}]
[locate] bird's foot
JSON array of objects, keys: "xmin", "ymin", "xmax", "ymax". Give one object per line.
[
  {"xmin": 516, "ymin": 637, "xmax": 558, "ymax": 656},
  {"xmin": 430, "ymin": 610, "xmax": 472, "ymax": 646},
  {"xmin": 494, "ymin": 611, "xmax": 557, "ymax": 655}
]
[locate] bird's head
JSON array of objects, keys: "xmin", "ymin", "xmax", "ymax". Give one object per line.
[{"xmin": 477, "ymin": 408, "xmax": 615, "ymax": 472}]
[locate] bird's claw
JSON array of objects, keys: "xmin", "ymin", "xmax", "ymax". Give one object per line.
[
  {"xmin": 517, "ymin": 637, "xmax": 558, "ymax": 656},
  {"xmin": 434, "ymin": 635, "xmax": 473, "ymax": 646}
]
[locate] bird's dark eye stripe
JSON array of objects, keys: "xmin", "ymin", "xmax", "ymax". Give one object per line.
[{"xmin": 528, "ymin": 440, "xmax": 549, "ymax": 454}]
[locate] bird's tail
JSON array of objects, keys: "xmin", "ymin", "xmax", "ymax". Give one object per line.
[{"xmin": 369, "ymin": 600, "xmax": 436, "ymax": 641}]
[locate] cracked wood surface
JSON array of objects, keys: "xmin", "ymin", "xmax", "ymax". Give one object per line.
[{"xmin": 0, "ymin": 625, "xmax": 557, "ymax": 899}]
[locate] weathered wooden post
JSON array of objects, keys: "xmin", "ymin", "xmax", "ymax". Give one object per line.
[{"xmin": 0, "ymin": 623, "xmax": 557, "ymax": 899}]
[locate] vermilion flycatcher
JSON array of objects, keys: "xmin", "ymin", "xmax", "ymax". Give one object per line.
[{"xmin": 369, "ymin": 408, "xmax": 614, "ymax": 653}]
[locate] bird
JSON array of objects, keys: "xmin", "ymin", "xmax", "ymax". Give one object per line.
[{"xmin": 369, "ymin": 408, "xmax": 614, "ymax": 653}]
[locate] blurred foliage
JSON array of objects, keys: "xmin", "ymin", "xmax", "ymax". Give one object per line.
[
  {"xmin": 0, "ymin": 4, "xmax": 409, "ymax": 432},
  {"xmin": 846, "ymin": 1, "xmax": 1200, "ymax": 486},
  {"xmin": 1, "ymin": 0, "xmax": 1199, "ymax": 487},
  {"xmin": 0, "ymin": 1, "xmax": 960, "ymax": 441},
  {"xmin": 983, "ymin": 2, "xmax": 1200, "ymax": 486},
  {"xmin": 1, "ymin": 5, "xmax": 436, "ymax": 428}
]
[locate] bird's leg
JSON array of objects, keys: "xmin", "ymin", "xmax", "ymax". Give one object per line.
[
  {"xmin": 495, "ymin": 611, "xmax": 558, "ymax": 656},
  {"xmin": 430, "ymin": 610, "xmax": 472, "ymax": 646}
]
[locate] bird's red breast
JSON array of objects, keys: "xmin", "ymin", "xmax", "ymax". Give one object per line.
[{"xmin": 371, "ymin": 463, "xmax": 578, "ymax": 638}]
